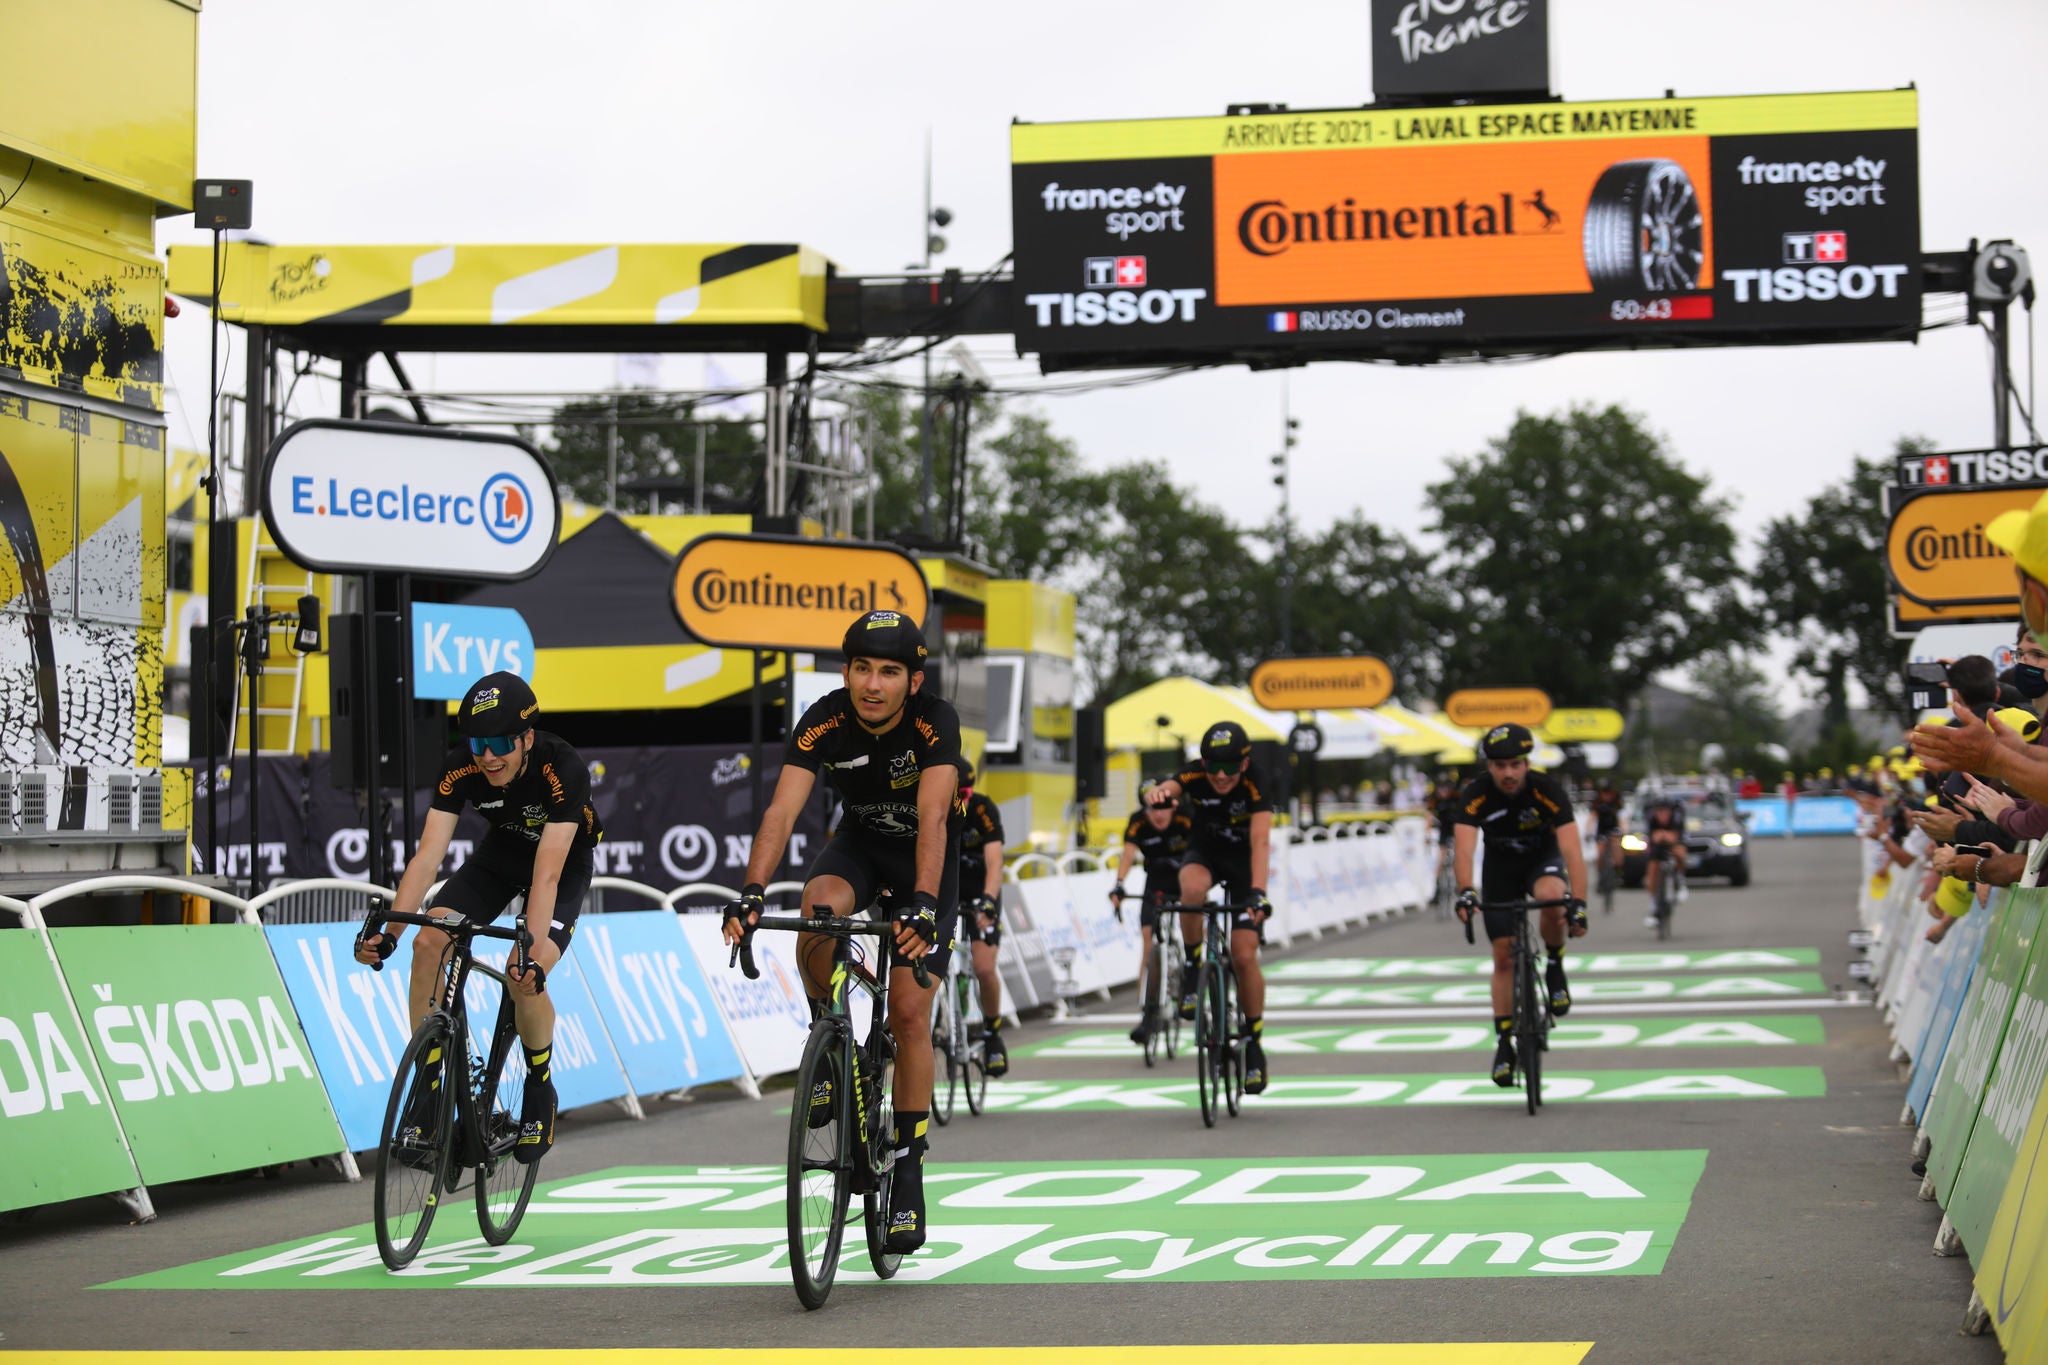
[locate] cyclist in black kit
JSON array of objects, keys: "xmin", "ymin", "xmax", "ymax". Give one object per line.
[
  {"xmin": 1451, "ymin": 723, "xmax": 1589, "ymax": 1087},
  {"xmin": 355, "ymin": 670, "xmax": 602, "ymax": 1164},
  {"xmin": 1111, "ymin": 793, "xmax": 1195, "ymax": 1046},
  {"xmin": 1142, "ymin": 721, "xmax": 1276, "ymax": 1094},
  {"xmin": 724, "ymin": 610, "xmax": 962, "ymax": 1255},
  {"xmin": 956, "ymin": 764, "xmax": 1010, "ymax": 1076}
]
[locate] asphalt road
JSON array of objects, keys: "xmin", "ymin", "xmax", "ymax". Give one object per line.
[{"xmin": 0, "ymin": 837, "xmax": 2001, "ymax": 1364}]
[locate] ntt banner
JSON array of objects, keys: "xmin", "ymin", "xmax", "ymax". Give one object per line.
[
  {"xmin": 670, "ymin": 532, "xmax": 931, "ymax": 654},
  {"xmin": 1011, "ymin": 88, "xmax": 1919, "ymax": 365}
]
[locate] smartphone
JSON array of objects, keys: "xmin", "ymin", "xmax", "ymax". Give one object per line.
[
  {"xmin": 1906, "ymin": 661, "xmax": 1951, "ymax": 712},
  {"xmin": 1951, "ymin": 844, "xmax": 1996, "ymax": 860}
]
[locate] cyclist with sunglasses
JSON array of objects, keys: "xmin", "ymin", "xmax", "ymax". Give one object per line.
[
  {"xmin": 354, "ymin": 670, "xmax": 602, "ymax": 1164},
  {"xmin": 1111, "ymin": 792, "xmax": 1194, "ymax": 1046},
  {"xmin": 1141, "ymin": 721, "xmax": 1275, "ymax": 1094},
  {"xmin": 956, "ymin": 764, "xmax": 1011, "ymax": 1077}
]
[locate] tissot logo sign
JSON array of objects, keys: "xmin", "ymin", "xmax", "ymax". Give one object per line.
[
  {"xmin": 260, "ymin": 420, "xmax": 560, "ymax": 581},
  {"xmin": 1896, "ymin": 446, "xmax": 2048, "ymax": 491}
]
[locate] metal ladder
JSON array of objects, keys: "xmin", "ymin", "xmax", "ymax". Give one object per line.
[{"xmin": 238, "ymin": 520, "xmax": 313, "ymax": 754}]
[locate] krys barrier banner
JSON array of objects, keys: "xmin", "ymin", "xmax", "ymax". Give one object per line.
[
  {"xmin": 0, "ymin": 931, "xmax": 143, "ymax": 1212},
  {"xmin": 576, "ymin": 911, "xmax": 747, "ymax": 1096},
  {"xmin": 1943, "ymin": 887, "xmax": 2048, "ymax": 1258},
  {"xmin": 46, "ymin": 925, "xmax": 342, "ymax": 1185},
  {"xmin": 1011, "ymin": 89, "xmax": 1918, "ymax": 361},
  {"xmin": 674, "ymin": 913, "xmax": 812, "ymax": 1080},
  {"xmin": 110, "ymin": 1150, "xmax": 1710, "ymax": 1288},
  {"xmin": 264, "ymin": 920, "xmax": 630, "ymax": 1153},
  {"xmin": 1925, "ymin": 887, "xmax": 2048, "ymax": 1208}
]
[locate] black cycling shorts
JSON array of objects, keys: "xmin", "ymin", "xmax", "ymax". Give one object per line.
[
  {"xmin": 1480, "ymin": 855, "xmax": 1569, "ymax": 942},
  {"xmin": 431, "ymin": 834, "xmax": 590, "ymax": 956},
  {"xmin": 1182, "ymin": 844, "xmax": 1265, "ymax": 935},
  {"xmin": 806, "ymin": 831, "xmax": 959, "ymax": 977},
  {"xmin": 1595, "ymin": 812, "xmax": 1620, "ymax": 836},
  {"xmin": 1138, "ymin": 872, "xmax": 1181, "ymax": 929}
]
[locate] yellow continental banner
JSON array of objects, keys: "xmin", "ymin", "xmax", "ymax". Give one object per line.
[
  {"xmin": 1887, "ymin": 486, "xmax": 2036, "ymax": 607},
  {"xmin": 1013, "ymin": 88, "xmax": 1916, "ymax": 162},
  {"xmin": 1445, "ymin": 688, "xmax": 1553, "ymax": 729},
  {"xmin": 1974, "ymin": 1065, "xmax": 2048, "ymax": 1363},
  {"xmin": 672, "ymin": 534, "xmax": 929, "ymax": 654},
  {"xmin": 166, "ymin": 242, "xmax": 832, "ymax": 332},
  {"xmin": 1540, "ymin": 708, "xmax": 1626, "ymax": 742},
  {"xmin": 1249, "ymin": 655, "xmax": 1394, "ymax": 710}
]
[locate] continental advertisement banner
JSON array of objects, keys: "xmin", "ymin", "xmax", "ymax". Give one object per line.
[{"xmin": 1010, "ymin": 89, "xmax": 1918, "ymax": 361}]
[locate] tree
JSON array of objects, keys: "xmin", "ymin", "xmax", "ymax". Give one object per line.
[
  {"xmin": 540, "ymin": 393, "xmax": 761, "ymax": 513},
  {"xmin": 1753, "ymin": 439, "xmax": 1932, "ymax": 728},
  {"xmin": 1426, "ymin": 404, "xmax": 1747, "ymax": 711},
  {"xmin": 972, "ymin": 411, "xmax": 1108, "ymax": 583},
  {"xmin": 1286, "ymin": 514, "xmax": 1454, "ymax": 700},
  {"xmin": 1679, "ymin": 651, "xmax": 1787, "ymax": 776}
]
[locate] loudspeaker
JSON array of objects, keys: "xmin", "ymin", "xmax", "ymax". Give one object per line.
[
  {"xmin": 186, "ymin": 622, "xmax": 237, "ymax": 761},
  {"xmin": 1075, "ymin": 704, "xmax": 1107, "ymax": 800},
  {"xmin": 329, "ymin": 613, "xmax": 445, "ymax": 789}
]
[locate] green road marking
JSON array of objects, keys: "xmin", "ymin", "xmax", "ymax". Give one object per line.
[
  {"xmin": 1268, "ymin": 973, "xmax": 1827, "ymax": 1009},
  {"xmin": 104, "ymin": 1152, "xmax": 1708, "ymax": 1287},
  {"xmin": 1271, "ymin": 948, "xmax": 1821, "ymax": 980},
  {"xmin": 1017, "ymin": 1014, "xmax": 1828, "ymax": 1060},
  {"xmin": 964, "ymin": 1068, "xmax": 1824, "ymax": 1111}
]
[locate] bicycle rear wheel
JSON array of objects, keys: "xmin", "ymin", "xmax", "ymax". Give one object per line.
[
  {"xmin": 864, "ymin": 1168, "xmax": 903, "ymax": 1279},
  {"xmin": 930, "ymin": 978, "xmax": 957, "ymax": 1127},
  {"xmin": 963, "ymin": 978, "xmax": 988, "ymax": 1116},
  {"xmin": 1194, "ymin": 961, "xmax": 1220, "ymax": 1129},
  {"xmin": 1516, "ymin": 949, "xmax": 1543, "ymax": 1116},
  {"xmin": 1655, "ymin": 873, "xmax": 1673, "ymax": 941},
  {"xmin": 1220, "ymin": 965, "xmax": 1244, "ymax": 1119},
  {"xmin": 474, "ymin": 1001, "xmax": 539, "ymax": 1245},
  {"xmin": 1598, "ymin": 858, "xmax": 1615, "ymax": 915},
  {"xmin": 375, "ymin": 1015, "xmax": 456, "ymax": 1270},
  {"xmin": 787, "ymin": 1021, "xmax": 851, "ymax": 1310}
]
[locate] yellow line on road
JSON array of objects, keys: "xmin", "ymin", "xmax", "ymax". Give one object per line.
[{"xmin": 6, "ymin": 1347, "xmax": 1595, "ymax": 1365}]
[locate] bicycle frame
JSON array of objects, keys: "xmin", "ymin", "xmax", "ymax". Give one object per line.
[
  {"xmin": 1473, "ymin": 898, "xmax": 1568, "ymax": 1116},
  {"xmin": 1165, "ymin": 901, "xmax": 1258, "ymax": 1126}
]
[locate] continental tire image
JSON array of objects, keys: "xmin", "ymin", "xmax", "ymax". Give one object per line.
[{"xmin": 1582, "ymin": 159, "xmax": 1705, "ymax": 295}]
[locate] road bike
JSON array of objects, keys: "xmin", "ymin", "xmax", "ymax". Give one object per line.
[
  {"xmin": 1435, "ymin": 851, "xmax": 1460, "ymax": 921},
  {"xmin": 1170, "ymin": 901, "xmax": 1258, "ymax": 1129},
  {"xmin": 930, "ymin": 934, "xmax": 987, "ymax": 1124},
  {"xmin": 1468, "ymin": 898, "xmax": 1565, "ymax": 1116},
  {"xmin": 1128, "ymin": 888, "xmax": 1183, "ymax": 1068},
  {"xmin": 735, "ymin": 908, "xmax": 932, "ymax": 1311},
  {"xmin": 1595, "ymin": 837, "xmax": 1618, "ymax": 915},
  {"xmin": 357, "ymin": 909, "xmax": 542, "ymax": 1271}
]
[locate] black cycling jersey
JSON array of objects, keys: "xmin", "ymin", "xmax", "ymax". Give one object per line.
[
  {"xmin": 958, "ymin": 791, "xmax": 1005, "ymax": 880},
  {"xmin": 1171, "ymin": 763, "xmax": 1273, "ymax": 851},
  {"xmin": 1644, "ymin": 800, "xmax": 1686, "ymax": 833},
  {"xmin": 784, "ymin": 687, "xmax": 965, "ymax": 840},
  {"xmin": 1124, "ymin": 808, "xmax": 1194, "ymax": 881},
  {"xmin": 1592, "ymin": 789, "xmax": 1624, "ymax": 833},
  {"xmin": 429, "ymin": 732, "xmax": 603, "ymax": 867},
  {"xmin": 1453, "ymin": 770, "xmax": 1575, "ymax": 862}
]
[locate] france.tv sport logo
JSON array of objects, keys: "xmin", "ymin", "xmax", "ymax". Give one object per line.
[{"xmin": 287, "ymin": 471, "xmax": 535, "ymax": 544}]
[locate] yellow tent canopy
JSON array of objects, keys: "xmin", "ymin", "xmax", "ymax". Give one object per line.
[{"xmin": 1104, "ymin": 678, "xmax": 1288, "ymax": 753}]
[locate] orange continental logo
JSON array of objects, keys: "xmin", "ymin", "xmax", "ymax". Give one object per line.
[
  {"xmin": 795, "ymin": 712, "xmax": 844, "ymax": 753},
  {"xmin": 1214, "ymin": 136, "xmax": 1713, "ymax": 307},
  {"xmin": 672, "ymin": 532, "xmax": 931, "ymax": 653},
  {"xmin": 1445, "ymin": 688, "xmax": 1553, "ymax": 728},
  {"xmin": 1249, "ymin": 654, "xmax": 1394, "ymax": 710},
  {"xmin": 439, "ymin": 763, "xmax": 479, "ymax": 796},
  {"xmin": 1887, "ymin": 486, "xmax": 2035, "ymax": 608},
  {"xmin": 542, "ymin": 762, "xmax": 564, "ymax": 802}
]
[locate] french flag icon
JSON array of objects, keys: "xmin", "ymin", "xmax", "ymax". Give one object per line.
[{"xmin": 1268, "ymin": 311, "xmax": 1297, "ymax": 332}]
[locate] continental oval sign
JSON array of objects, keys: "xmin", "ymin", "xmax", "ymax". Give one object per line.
[
  {"xmin": 1886, "ymin": 486, "xmax": 2036, "ymax": 608},
  {"xmin": 1540, "ymin": 708, "xmax": 1625, "ymax": 742},
  {"xmin": 671, "ymin": 533, "xmax": 930, "ymax": 653},
  {"xmin": 1248, "ymin": 654, "xmax": 1394, "ymax": 710},
  {"xmin": 1444, "ymin": 688, "xmax": 1553, "ymax": 729}
]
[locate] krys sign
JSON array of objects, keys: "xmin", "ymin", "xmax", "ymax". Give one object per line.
[
  {"xmin": 260, "ymin": 420, "xmax": 561, "ymax": 581},
  {"xmin": 671, "ymin": 533, "xmax": 930, "ymax": 654}
]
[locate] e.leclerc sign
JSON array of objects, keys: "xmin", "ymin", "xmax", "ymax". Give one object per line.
[
  {"xmin": 671, "ymin": 533, "xmax": 931, "ymax": 653},
  {"xmin": 260, "ymin": 420, "xmax": 560, "ymax": 581}
]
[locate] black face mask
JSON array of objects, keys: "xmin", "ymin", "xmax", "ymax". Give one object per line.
[{"xmin": 2013, "ymin": 663, "xmax": 2048, "ymax": 700}]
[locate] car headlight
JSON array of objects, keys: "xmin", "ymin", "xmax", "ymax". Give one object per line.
[
  {"xmin": 1720, "ymin": 832, "xmax": 1744, "ymax": 847},
  {"xmin": 1621, "ymin": 834, "xmax": 1647, "ymax": 851}
]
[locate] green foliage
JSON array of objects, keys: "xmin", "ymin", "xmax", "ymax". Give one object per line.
[
  {"xmin": 1754, "ymin": 439, "xmax": 1931, "ymax": 727},
  {"xmin": 1679, "ymin": 651, "xmax": 1787, "ymax": 776},
  {"xmin": 1426, "ymin": 404, "xmax": 1747, "ymax": 712},
  {"xmin": 540, "ymin": 393, "xmax": 761, "ymax": 512}
]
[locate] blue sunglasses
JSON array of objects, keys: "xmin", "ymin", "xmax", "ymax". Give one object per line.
[{"xmin": 468, "ymin": 734, "xmax": 521, "ymax": 757}]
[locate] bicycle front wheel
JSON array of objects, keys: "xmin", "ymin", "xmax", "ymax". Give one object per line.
[
  {"xmin": 475, "ymin": 1001, "xmax": 539, "ymax": 1245},
  {"xmin": 787, "ymin": 1021, "xmax": 852, "ymax": 1310},
  {"xmin": 930, "ymin": 980, "xmax": 958, "ymax": 1127},
  {"xmin": 1516, "ymin": 951, "xmax": 1543, "ymax": 1116},
  {"xmin": 864, "ymin": 1170, "xmax": 902, "ymax": 1280},
  {"xmin": 964, "ymin": 995, "xmax": 989, "ymax": 1118},
  {"xmin": 1194, "ymin": 961, "xmax": 1220, "ymax": 1129},
  {"xmin": 375, "ymin": 1015, "xmax": 456, "ymax": 1271},
  {"xmin": 1221, "ymin": 965, "xmax": 1244, "ymax": 1119}
]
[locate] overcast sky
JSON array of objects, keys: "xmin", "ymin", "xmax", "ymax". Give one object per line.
[{"xmin": 164, "ymin": 0, "xmax": 2048, "ymax": 707}]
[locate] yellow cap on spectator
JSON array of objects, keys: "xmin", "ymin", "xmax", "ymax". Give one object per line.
[
  {"xmin": 1936, "ymin": 876, "xmax": 1975, "ymax": 919},
  {"xmin": 1994, "ymin": 706, "xmax": 2043, "ymax": 742},
  {"xmin": 1987, "ymin": 486, "xmax": 2048, "ymax": 584}
]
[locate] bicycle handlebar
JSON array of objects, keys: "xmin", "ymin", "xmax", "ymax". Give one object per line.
[
  {"xmin": 732, "ymin": 913, "xmax": 932, "ymax": 990},
  {"xmin": 1477, "ymin": 898, "xmax": 1573, "ymax": 911},
  {"xmin": 355, "ymin": 909, "xmax": 532, "ymax": 975}
]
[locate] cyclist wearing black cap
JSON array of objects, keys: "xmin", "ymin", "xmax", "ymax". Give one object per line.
[
  {"xmin": 724, "ymin": 609, "xmax": 963, "ymax": 1255},
  {"xmin": 956, "ymin": 764, "xmax": 1011, "ymax": 1077},
  {"xmin": 1451, "ymin": 722, "xmax": 1588, "ymax": 1088},
  {"xmin": 355, "ymin": 670, "xmax": 602, "ymax": 1164},
  {"xmin": 1141, "ymin": 720, "xmax": 1276, "ymax": 1094},
  {"xmin": 1111, "ymin": 792, "xmax": 1195, "ymax": 1045}
]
